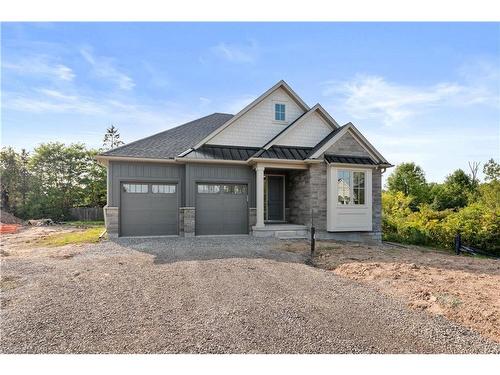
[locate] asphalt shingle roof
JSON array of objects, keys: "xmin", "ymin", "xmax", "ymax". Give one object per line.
[{"xmin": 100, "ymin": 113, "xmax": 233, "ymax": 159}]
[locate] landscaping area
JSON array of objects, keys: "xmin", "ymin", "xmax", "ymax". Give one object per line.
[
  {"xmin": 286, "ymin": 241, "xmax": 500, "ymax": 343},
  {"xmin": 1, "ymin": 226, "xmax": 499, "ymax": 354}
]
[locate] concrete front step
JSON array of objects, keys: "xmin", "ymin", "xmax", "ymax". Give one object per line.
[{"xmin": 252, "ymin": 225, "xmax": 309, "ymax": 239}]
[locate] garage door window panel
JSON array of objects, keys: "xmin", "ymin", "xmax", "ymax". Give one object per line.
[
  {"xmin": 123, "ymin": 184, "xmax": 148, "ymax": 193},
  {"xmin": 152, "ymin": 184, "xmax": 176, "ymax": 194}
]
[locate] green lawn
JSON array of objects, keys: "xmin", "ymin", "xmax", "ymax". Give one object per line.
[
  {"xmin": 61, "ymin": 220, "xmax": 105, "ymax": 228},
  {"xmin": 36, "ymin": 227, "xmax": 105, "ymax": 247}
]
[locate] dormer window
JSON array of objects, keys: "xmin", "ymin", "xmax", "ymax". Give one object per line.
[{"xmin": 275, "ymin": 103, "xmax": 286, "ymax": 121}]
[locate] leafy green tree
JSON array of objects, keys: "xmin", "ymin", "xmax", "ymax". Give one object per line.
[
  {"xmin": 483, "ymin": 159, "xmax": 500, "ymax": 182},
  {"xmin": 28, "ymin": 143, "xmax": 91, "ymax": 220},
  {"xmin": 431, "ymin": 169, "xmax": 474, "ymax": 210},
  {"xmin": 0, "ymin": 147, "xmax": 21, "ymax": 212},
  {"xmin": 81, "ymin": 149, "xmax": 107, "ymax": 207},
  {"xmin": 386, "ymin": 162, "xmax": 428, "ymax": 209},
  {"xmin": 103, "ymin": 125, "xmax": 124, "ymax": 150}
]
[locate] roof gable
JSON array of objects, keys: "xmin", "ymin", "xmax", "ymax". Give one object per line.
[
  {"xmin": 194, "ymin": 80, "xmax": 310, "ymax": 149},
  {"xmin": 269, "ymin": 104, "xmax": 339, "ymax": 148},
  {"xmin": 308, "ymin": 123, "xmax": 390, "ymax": 165}
]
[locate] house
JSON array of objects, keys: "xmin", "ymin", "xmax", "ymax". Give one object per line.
[{"xmin": 96, "ymin": 80, "xmax": 392, "ymax": 242}]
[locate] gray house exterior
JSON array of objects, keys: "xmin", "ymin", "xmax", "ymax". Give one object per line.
[{"xmin": 97, "ymin": 81, "xmax": 392, "ymax": 242}]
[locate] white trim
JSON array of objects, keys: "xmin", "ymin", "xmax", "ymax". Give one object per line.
[
  {"xmin": 309, "ymin": 126, "xmax": 350, "ymax": 159},
  {"xmin": 343, "ymin": 124, "xmax": 389, "ymax": 164},
  {"xmin": 96, "ymin": 155, "xmax": 178, "ymax": 164},
  {"xmin": 308, "ymin": 123, "xmax": 384, "ymax": 163},
  {"xmin": 174, "ymin": 157, "xmax": 248, "ymax": 165},
  {"xmin": 193, "ymin": 80, "xmax": 310, "ymax": 149},
  {"xmin": 249, "ymin": 159, "xmax": 308, "ymax": 170},
  {"xmin": 327, "ymin": 165, "xmax": 372, "ymax": 232}
]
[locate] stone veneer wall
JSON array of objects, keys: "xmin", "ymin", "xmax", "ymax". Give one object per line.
[
  {"xmin": 371, "ymin": 168, "xmax": 382, "ymax": 241},
  {"xmin": 248, "ymin": 208, "xmax": 256, "ymax": 233},
  {"xmin": 286, "ymin": 162, "xmax": 383, "ymax": 244},
  {"xmin": 104, "ymin": 206, "xmax": 119, "ymax": 238},
  {"xmin": 180, "ymin": 207, "xmax": 195, "ymax": 237},
  {"xmin": 287, "ymin": 169, "xmax": 310, "ymax": 226}
]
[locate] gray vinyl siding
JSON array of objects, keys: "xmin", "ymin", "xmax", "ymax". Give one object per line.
[
  {"xmin": 185, "ymin": 163, "xmax": 256, "ymax": 207},
  {"xmin": 108, "ymin": 161, "xmax": 184, "ymax": 207}
]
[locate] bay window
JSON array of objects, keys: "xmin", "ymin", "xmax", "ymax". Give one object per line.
[{"xmin": 337, "ymin": 169, "xmax": 366, "ymax": 205}]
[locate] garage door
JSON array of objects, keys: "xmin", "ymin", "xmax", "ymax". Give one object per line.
[
  {"xmin": 120, "ymin": 182, "xmax": 178, "ymax": 236},
  {"xmin": 196, "ymin": 183, "xmax": 248, "ymax": 235}
]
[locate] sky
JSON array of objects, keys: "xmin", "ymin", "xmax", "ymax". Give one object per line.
[{"xmin": 1, "ymin": 22, "xmax": 499, "ymax": 183}]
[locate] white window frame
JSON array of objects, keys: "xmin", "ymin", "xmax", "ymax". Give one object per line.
[
  {"xmin": 273, "ymin": 101, "xmax": 287, "ymax": 123},
  {"xmin": 336, "ymin": 169, "xmax": 367, "ymax": 207},
  {"xmin": 327, "ymin": 166, "xmax": 372, "ymax": 232}
]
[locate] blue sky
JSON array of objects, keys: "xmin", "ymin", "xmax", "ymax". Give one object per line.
[{"xmin": 1, "ymin": 22, "xmax": 499, "ymax": 182}]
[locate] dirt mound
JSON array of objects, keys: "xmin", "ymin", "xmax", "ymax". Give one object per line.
[{"xmin": 0, "ymin": 211, "xmax": 24, "ymax": 225}]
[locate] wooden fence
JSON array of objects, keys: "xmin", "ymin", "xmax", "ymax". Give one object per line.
[{"xmin": 69, "ymin": 207, "xmax": 104, "ymax": 221}]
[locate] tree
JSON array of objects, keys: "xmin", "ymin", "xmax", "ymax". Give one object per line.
[
  {"xmin": 81, "ymin": 149, "xmax": 107, "ymax": 207},
  {"xmin": 386, "ymin": 162, "xmax": 428, "ymax": 209},
  {"xmin": 431, "ymin": 169, "xmax": 474, "ymax": 210},
  {"xmin": 0, "ymin": 147, "xmax": 21, "ymax": 212},
  {"xmin": 103, "ymin": 125, "xmax": 124, "ymax": 150},
  {"xmin": 483, "ymin": 159, "xmax": 500, "ymax": 182},
  {"xmin": 28, "ymin": 142, "xmax": 91, "ymax": 220},
  {"xmin": 468, "ymin": 161, "xmax": 480, "ymax": 186}
]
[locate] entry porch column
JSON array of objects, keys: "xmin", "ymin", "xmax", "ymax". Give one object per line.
[{"xmin": 255, "ymin": 165, "xmax": 265, "ymax": 228}]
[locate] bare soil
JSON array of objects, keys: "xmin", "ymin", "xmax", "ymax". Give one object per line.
[
  {"xmin": 285, "ymin": 241, "xmax": 500, "ymax": 343},
  {"xmin": 1, "ymin": 228, "xmax": 499, "ymax": 353}
]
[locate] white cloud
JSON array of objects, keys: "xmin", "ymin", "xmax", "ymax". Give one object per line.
[
  {"xmin": 80, "ymin": 47, "xmax": 135, "ymax": 90},
  {"xmin": 323, "ymin": 65, "xmax": 499, "ymax": 126},
  {"xmin": 2, "ymin": 57, "xmax": 75, "ymax": 81},
  {"xmin": 211, "ymin": 39, "xmax": 259, "ymax": 63},
  {"xmin": 323, "ymin": 75, "xmax": 465, "ymax": 126}
]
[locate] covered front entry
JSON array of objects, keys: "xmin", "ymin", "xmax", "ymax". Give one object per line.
[
  {"xmin": 264, "ymin": 175, "xmax": 285, "ymax": 222},
  {"xmin": 120, "ymin": 182, "xmax": 179, "ymax": 236},
  {"xmin": 195, "ymin": 183, "xmax": 249, "ymax": 235}
]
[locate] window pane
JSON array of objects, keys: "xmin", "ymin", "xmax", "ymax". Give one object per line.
[
  {"xmin": 337, "ymin": 170, "xmax": 351, "ymax": 204},
  {"xmin": 123, "ymin": 183, "xmax": 148, "ymax": 193},
  {"xmin": 152, "ymin": 184, "xmax": 176, "ymax": 194},
  {"xmin": 198, "ymin": 184, "xmax": 220, "ymax": 194},
  {"xmin": 275, "ymin": 103, "xmax": 285, "ymax": 121},
  {"xmin": 353, "ymin": 172, "xmax": 365, "ymax": 205}
]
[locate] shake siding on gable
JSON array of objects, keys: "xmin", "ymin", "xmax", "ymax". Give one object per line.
[
  {"xmin": 275, "ymin": 112, "xmax": 333, "ymax": 147},
  {"xmin": 207, "ymin": 88, "xmax": 305, "ymax": 147},
  {"xmin": 324, "ymin": 132, "xmax": 371, "ymax": 158}
]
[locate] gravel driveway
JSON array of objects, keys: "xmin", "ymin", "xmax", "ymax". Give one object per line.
[{"xmin": 1, "ymin": 236, "xmax": 499, "ymax": 353}]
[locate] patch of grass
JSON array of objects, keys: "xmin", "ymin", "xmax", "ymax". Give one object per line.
[
  {"xmin": 0, "ymin": 276, "xmax": 20, "ymax": 291},
  {"xmin": 61, "ymin": 220, "xmax": 105, "ymax": 228},
  {"xmin": 36, "ymin": 227, "xmax": 105, "ymax": 247},
  {"xmin": 436, "ymin": 293, "xmax": 463, "ymax": 309}
]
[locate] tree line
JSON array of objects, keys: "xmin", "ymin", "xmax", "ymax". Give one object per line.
[
  {"xmin": 383, "ymin": 160, "xmax": 500, "ymax": 254},
  {"xmin": 0, "ymin": 126, "xmax": 124, "ymax": 221}
]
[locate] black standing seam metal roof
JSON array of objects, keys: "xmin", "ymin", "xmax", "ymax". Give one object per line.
[
  {"xmin": 257, "ymin": 146, "xmax": 312, "ymax": 160},
  {"xmin": 324, "ymin": 154, "xmax": 376, "ymax": 165},
  {"xmin": 184, "ymin": 145, "xmax": 261, "ymax": 161},
  {"xmin": 100, "ymin": 113, "xmax": 234, "ymax": 159}
]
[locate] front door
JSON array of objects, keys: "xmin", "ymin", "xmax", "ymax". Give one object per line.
[{"xmin": 266, "ymin": 175, "xmax": 284, "ymax": 221}]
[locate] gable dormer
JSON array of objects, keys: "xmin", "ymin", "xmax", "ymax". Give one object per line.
[{"xmin": 198, "ymin": 81, "xmax": 309, "ymax": 148}]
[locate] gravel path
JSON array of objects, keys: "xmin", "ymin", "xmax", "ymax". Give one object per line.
[{"xmin": 1, "ymin": 237, "xmax": 499, "ymax": 353}]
